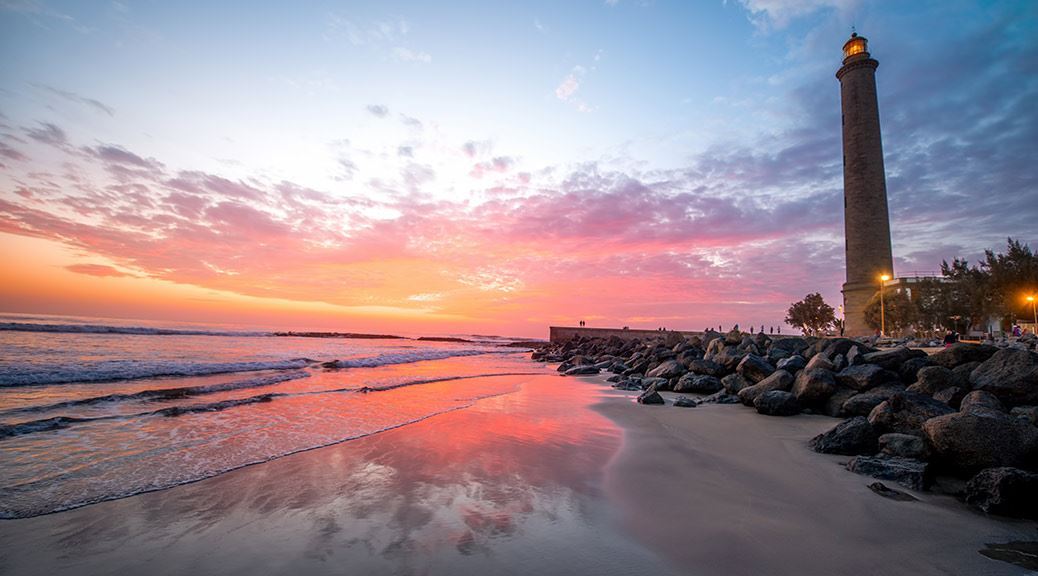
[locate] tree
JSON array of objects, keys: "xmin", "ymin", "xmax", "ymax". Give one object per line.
[
  {"xmin": 785, "ymin": 293, "xmax": 835, "ymax": 336},
  {"xmin": 982, "ymin": 238, "xmax": 1038, "ymax": 325},
  {"xmin": 863, "ymin": 289, "xmax": 918, "ymax": 337}
]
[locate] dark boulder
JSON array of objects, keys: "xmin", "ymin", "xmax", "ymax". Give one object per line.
[
  {"xmin": 929, "ymin": 343, "xmax": 999, "ymax": 369},
  {"xmin": 969, "ymin": 348, "xmax": 1038, "ymax": 407},
  {"xmin": 688, "ymin": 358, "xmax": 725, "ymax": 377},
  {"xmin": 646, "ymin": 359, "xmax": 685, "ymax": 379},
  {"xmin": 898, "ymin": 356, "xmax": 930, "ymax": 384},
  {"xmin": 823, "ymin": 386, "xmax": 858, "ymax": 418},
  {"xmin": 674, "ymin": 373, "xmax": 723, "ymax": 394},
  {"xmin": 736, "ymin": 354, "xmax": 775, "ymax": 384},
  {"xmin": 841, "ymin": 384, "xmax": 905, "ymax": 417},
  {"xmin": 776, "ymin": 355, "xmax": 807, "ymax": 373},
  {"xmin": 642, "ymin": 376, "xmax": 670, "ymax": 391},
  {"xmin": 959, "ymin": 390, "xmax": 1005, "ymax": 414},
  {"xmin": 835, "ymin": 363, "xmax": 894, "ymax": 391},
  {"xmin": 698, "ymin": 391, "xmax": 741, "ymax": 404},
  {"xmin": 672, "ymin": 396, "xmax": 698, "ymax": 408},
  {"xmin": 636, "ymin": 385, "xmax": 665, "ymax": 405},
  {"xmin": 791, "ymin": 368, "xmax": 837, "ymax": 406},
  {"xmin": 933, "ymin": 386, "xmax": 967, "ymax": 409},
  {"xmin": 868, "ymin": 392, "xmax": 955, "ymax": 436},
  {"xmin": 822, "ymin": 338, "xmax": 869, "ymax": 360},
  {"xmin": 754, "ymin": 390, "xmax": 800, "ymax": 416},
  {"xmin": 769, "ymin": 336, "xmax": 809, "ymax": 357},
  {"xmin": 737, "ymin": 370, "xmax": 793, "ymax": 406},
  {"xmin": 846, "ymin": 456, "xmax": 930, "ymax": 491},
  {"xmin": 907, "ymin": 366, "xmax": 952, "ymax": 395},
  {"xmin": 805, "ymin": 353, "xmax": 835, "ymax": 372},
  {"xmin": 808, "ymin": 416, "xmax": 878, "ymax": 455},
  {"xmin": 861, "ymin": 346, "xmax": 927, "ymax": 371},
  {"xmin": 867, "ymin": 482, "xmax": 918, "ymax": 501},
  {"xmin": 721, "ymin": 373, "xmax": 752, "ymax": 395},
  {"xmin": 713, "ymin": 346, "xmax": 746, "ymax": 372},
  {"xmin": 922, "ymin": 409, "xmax": 1038, "ymax": 472},
  {"xmin": 879, "ymin": 433, "xmax": 931, "ymax": 460},
  {"xmin": 1010, "ymin": 405, "xmax": 1038, "ymax": 426},
  {"xmin": 965, "ymin": 467, "xmax": 1038, "ymax": 518},
  {"xmin": 564, "ymin": 365, "xmax": 600, "ymax": 376}
]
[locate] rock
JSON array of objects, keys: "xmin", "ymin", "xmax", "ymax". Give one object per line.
[
  {"xmin": 557, "ymin": 361, "xmax": 573, "ymax": 373},
  {"xmin": 835, "ymin": 364, "xmax": 893, "ymax": 391},
  {"xmin": 609, "ymin": 361, "xmax": 630, "ymax": 374},
  {"xmin": 737, "ymin": 370, "xmax": 793, "ymax": 406},
  {"xmin": 776, "ymin": 355, "xmax": 807, "ymax": 373},
  {"xmin": 908, "ymin": 366, "xmax": 952, "ymax": 395},
  {"xmin": 674, "ymin": 373, "xmax": 723, "ymax": 394},
  {"xmin": 932, "ymin": 386, "xmax": 967, "ymax": 409},
  {"xmin": 724, "ymin": 329, "xmax": 742, "ymax": 345},
  {"xmin": 769, "ymin": 336, "xmax": 809, "ymax": 357},
  {"xmin": 898, "ymin": 356, "xmax": 930, "ymax": 384},
  {"xmin": 929, "ymin": 343, "xmax": 999, "ymax": 369},
  {"xmin": 879, "ymin": 433, "xmax": 931, "ymax": 459},
  {"xmin": 805, "ymin": 353, "xmax": 835, "ymax": 372},
  {"xmin": 823, "ymin": 386, "xmax": 859, "ymax": 418},
  {"xmin": 564, "ymin": 365, "xmax": 600, "ymax": 376},
  {"xmin": 736, "ymin": 354, "xmax": 775, "ymax": 384},
  {"xmin": 841, "ymin": 384, "xmax": 905, "ymax": 417},
  {"xmin": 862, "ymin": 346, "xmax": 927, "ymax": 371},
  {"xmin": 868, "ymin": 392, "xmax": 955, "ymax": 436},
  {"xmin": 846, "ymin": 456, "xmax": 930, "ymax": 491},
  {"xmin": 646, "ymin": 359, "xmax": 684, "ymax": 379},
  {"xmin": 688, "ymin": 358, "xmax": 725, "ymax": 377},
  {"xmin": 721, "ymin": 373, "xmax": 752, "ymax": 395},
  {"xmin": 1010, "ymin": 405, "xmax": 1038, "ymax": 426},
  {"xmin": 712, "ymin": 346, "xmax": 746, "ymax": 372},
  {"xmin": 845, "ymin": 345, "xmax": 864, "ymax": 366},
  {"xmin": 641, "ymin": 376, "xmax": 670, "ymax": 391},
  {"xmin": 791, "ymin": 368, "xmax": 837, "ymax": 406},
  {"xmin": 809, "ymin": 416, "xmax": 879, "ymax": 455},
  {"xmin": 964, "ymin": 467, "xmax": 1038, "ymax": 518},
  {"xmin": 969, "ymin": 348, "xmax": 1038, "ymax": 407},
  {"xmin": 867, "ymin": 482, "xmax": 919, "ymax": 501},
  {"xmin": 636, "ymin": 385, "xmax": 665, "ymax": 405},
  {"xmin": 672, "ymin": 396, "xmax": 698, "ymax": 408},
  {"xmin": 754, "ymin": 390, "xmax": 800, "ymax": 416},
  {"xmin": 922, "ymin": 409, "xmax": 1038, "ymax": 472},
  {"xmin": 606, "ymin": 374, "xmax": 622, "ymax": 383},
  {"xmin": 698, "ymin": 391, "xmax": 740, "ymax": 404},
  {"xmin": 958, "ymin": 390, "xmax": 1004, "ymax": 414}
]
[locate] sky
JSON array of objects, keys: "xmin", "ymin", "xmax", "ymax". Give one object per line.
[{"xmin": 0, "ymin": 0, "xmax": 1035, "ymax": 337}]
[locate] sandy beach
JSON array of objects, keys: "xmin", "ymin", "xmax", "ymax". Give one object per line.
[{"xmin": 1, "ymin": 371, "xmax": 1035, "ymax": 575}]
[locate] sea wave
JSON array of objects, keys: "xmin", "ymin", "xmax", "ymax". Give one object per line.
[
  {"xmin": 324, "ymin": 349, "xmax": 500, "ymax": 368},
  {"xmin": 0, "ymin": 371, "xmax": 541, "ymax": 440},
  {"xmin": 0, "ymin": 371, "xmax": 311, "ymax": 417},
  {"xmin": 0, "ymin": 385, "xmax": 521, "ymax": 519},
  {"xmin": 0, "ymin": 359, "xmax": 316, "ymax": 387},
  {"xmin": 0, "ymin": 321, "xmax": 269, "ymax": 337}
]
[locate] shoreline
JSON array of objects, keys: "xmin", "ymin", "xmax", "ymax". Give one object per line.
[{"xmin": 582, "ymin": 371, "xmax": 1037, "ymax": 575}]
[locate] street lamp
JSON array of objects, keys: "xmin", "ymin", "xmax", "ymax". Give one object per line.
[
  {"xmin": 1028, "ymin": 295, "xmax": 1037, "ymax": 334},
  {"xmin": 879, "ymin": 274, "xmax": 891, "ymax": 337}
]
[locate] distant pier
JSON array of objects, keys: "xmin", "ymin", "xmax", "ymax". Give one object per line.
[{"xmin": 548, "ymin": 326, "xmax": 705, "ymax": 344}]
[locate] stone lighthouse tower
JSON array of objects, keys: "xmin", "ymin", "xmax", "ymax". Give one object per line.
[{"xmin": 837, "ymin": 32, "xmax": 893, "ymax": 337}]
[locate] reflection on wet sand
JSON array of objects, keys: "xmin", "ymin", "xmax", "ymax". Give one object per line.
[{"xmin": 0, "ymin": 375, "xmax": 677, "ymax": 576}]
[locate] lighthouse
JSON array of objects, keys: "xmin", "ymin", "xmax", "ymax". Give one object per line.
[{"xmin": 837, "ymin": 33, "xmax": 893, "ymax": 337}]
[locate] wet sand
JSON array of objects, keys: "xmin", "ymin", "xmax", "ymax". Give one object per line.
[
  {"xmin": 593, "ymin": 376, "xmax": 1038, "ymax": 576},
  {"xmin": 2, "ymin": 371, "xmax": 1036, "ymax": 575}
]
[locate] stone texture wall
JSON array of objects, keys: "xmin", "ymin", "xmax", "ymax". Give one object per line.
[{"xmin": 838, "ymin": 56, "xmax": 893, "ymax": 336}]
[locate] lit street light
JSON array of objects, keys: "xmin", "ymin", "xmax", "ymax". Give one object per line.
[
  {"xmin": 1028, "ymin": 295, "xmax": 1037, "ymax": 334},
  {"xmin": 879, "ymin": 274, "xmax": 891, "ymax": 337}
]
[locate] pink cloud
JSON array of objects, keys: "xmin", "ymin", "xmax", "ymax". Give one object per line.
[{"xmin": 65, "ymin": 263, "xmax": 135, "ymax": 277}]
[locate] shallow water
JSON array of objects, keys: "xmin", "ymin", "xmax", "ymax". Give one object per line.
[{"xmin": 0, "ymin": 313, "xmax": 540, "ymax": 518}]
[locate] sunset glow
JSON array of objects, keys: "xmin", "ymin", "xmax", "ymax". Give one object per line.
[{"xmin": 2, "ymin": 1, "xmax": 1035, "ymax": 336}]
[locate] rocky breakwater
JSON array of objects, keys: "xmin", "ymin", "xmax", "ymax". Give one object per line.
[{"xmin": 532, "ymin": 331, "xmax": 1038, "ymax": 520}]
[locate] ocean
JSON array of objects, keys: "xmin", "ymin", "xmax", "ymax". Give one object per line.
[{"xmin": 0, "ymin": 313, "xmax": 542, "ymax": 519}]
